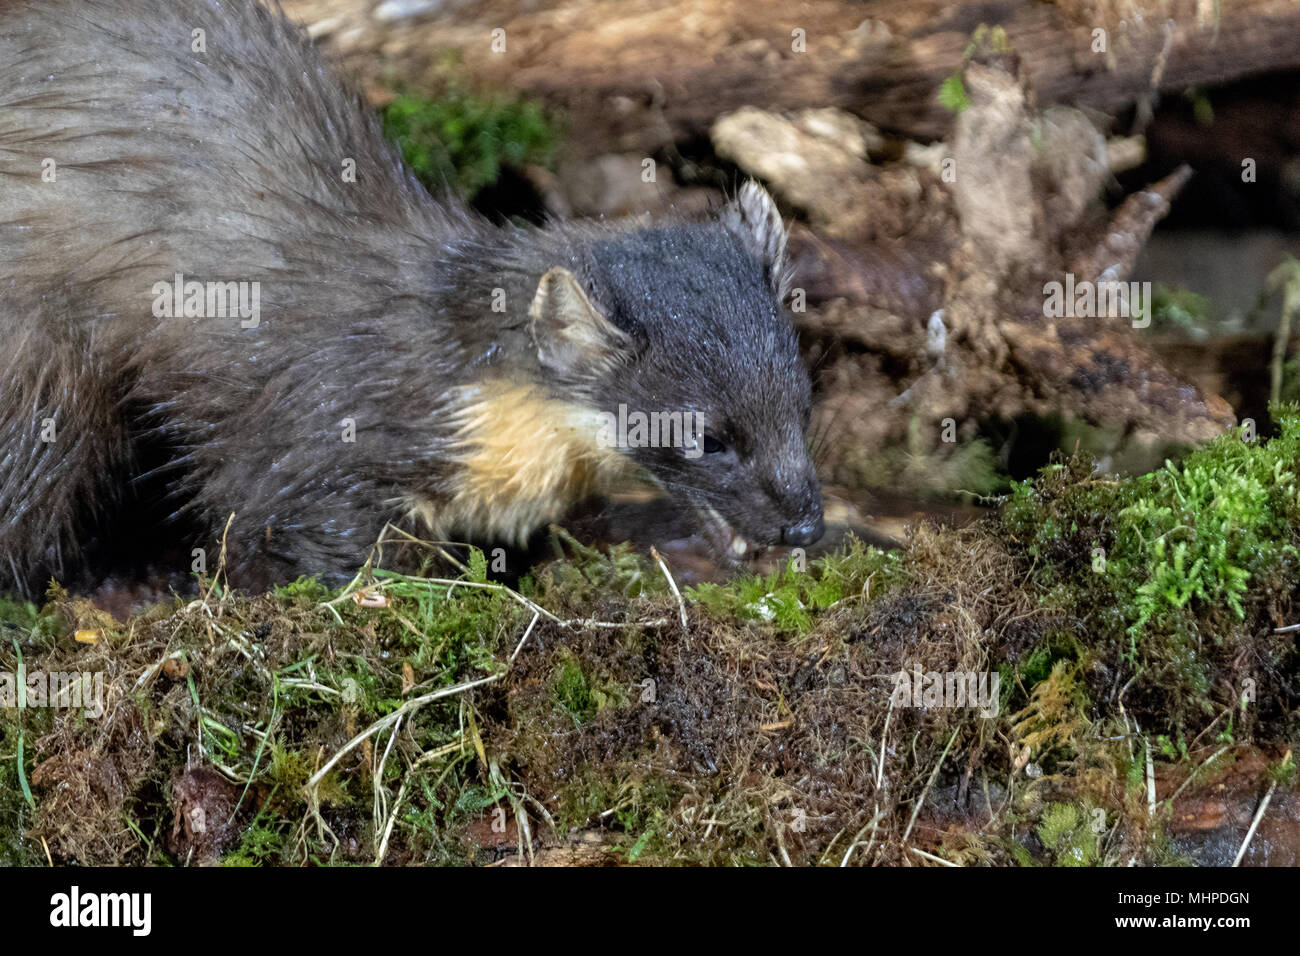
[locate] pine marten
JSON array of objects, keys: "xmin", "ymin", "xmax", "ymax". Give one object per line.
[{"xmin": 0, "ymin": 0, "xmax": 824, "ymax": 595}]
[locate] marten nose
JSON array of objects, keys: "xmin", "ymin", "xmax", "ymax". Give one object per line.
[{"xmin": 781, "ymin": 514, "xmax": 824, "ymax": 546}]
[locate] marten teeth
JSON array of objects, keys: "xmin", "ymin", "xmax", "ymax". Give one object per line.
[{"xmin": 701, "ymin": 504, "xmax": 750, "ymax": 561}]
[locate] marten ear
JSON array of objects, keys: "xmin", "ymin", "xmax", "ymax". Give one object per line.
[
  {"xmin": 529, "ymin": 267, "xmax": 632, "ymax": 377},
  {"xmin": 721, "ymin": 181, "xmax": 789, "ymax": 298}
]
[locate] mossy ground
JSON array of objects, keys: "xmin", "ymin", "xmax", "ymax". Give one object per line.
[{"xmin": 2, "ymin": 409, "xmax": 1298, "ymax": 866}]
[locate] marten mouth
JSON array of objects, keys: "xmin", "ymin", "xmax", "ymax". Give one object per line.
[{"xmin": 697, "ymin": 504, "xmax": 760, "ymax": 565}]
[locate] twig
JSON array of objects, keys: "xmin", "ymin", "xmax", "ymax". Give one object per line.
[
  {"xmin": 773, "ymin": 819, "xmax": 793, "ymax": 867},
  {"xmin": 1188, "ymin": 699, "xmax": 1237, "ymax": 751},
  {"xmin": 1232, "ymin": 749, "xmax": 1291, "ymax": 867},
  {"xmin": 910, "ymin": 847, "xmax": 959, "ymax": 867},
  {"xmin": 201, "ymin": 511, "xmax": 237, "ymax": 604},
  {"xmin": 374, "ymin": 775, "xmax": 409, "ymax": 866},
  {"xmin": 875, "ymin": 696, "xmax": 896, "ymax": 792},
  {"xmin": 840, "ymin": 807, "xmax": 886, "ymax": 867},
  {"xmin": 1165, "ymin": 745, "xmax": 1231, "ymax": 810},
  {"xmin": 650, "ymin": 546, "xmax": 689, "ymax": 629},
  {"xmin": 818, "ymin": 827, "xmax": 847, "ymax": 866},
  {"xmin": 372, "ymin": 713, "xmax": 403, "ymax": 846},
  {"xmin": 901, "ymin": 727, "xmax": 958, "ymax": 845},
  {"xmin": 1231, "ymin": 787, "xmax": 1276, "ymax": 868},
  {"xmin": 1144, "ymin": 731, "xmax": 1156, "ymax": 818}
]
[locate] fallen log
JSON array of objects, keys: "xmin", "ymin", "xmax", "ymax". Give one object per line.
[{"xmin": 289, "ymin": 0, "xmax": 1300, "ymax": 151}]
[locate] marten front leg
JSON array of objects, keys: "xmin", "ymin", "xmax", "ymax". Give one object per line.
[{"xmin": 179, "ymin": 410, "xmax": 397, "ymax": 590}]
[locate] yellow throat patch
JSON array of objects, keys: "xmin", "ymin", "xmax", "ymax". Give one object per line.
[{"xmin": 406, "ymin": 379, "xmax": 629, "ymax": 543}]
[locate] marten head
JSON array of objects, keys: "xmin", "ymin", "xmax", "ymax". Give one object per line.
[{"xmin": 528, "ymin": 183, "xmax": 824, "ymax": 558}]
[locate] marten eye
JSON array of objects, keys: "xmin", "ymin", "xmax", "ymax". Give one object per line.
[{"xmin": 702, "ymin": 434, "xmax": 726, "ymax": 454}]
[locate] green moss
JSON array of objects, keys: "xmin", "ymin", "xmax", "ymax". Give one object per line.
[
  {"xmin": 1036, "ymin": 802, "xmax": 1099, "ymax": 866},
  {"xmin": 551, "ymin": 646, "xmax": 630, "ymax": 726},
  {"xmin": 1002, "ymin": 405, "xmax": 1300, "ymax": 658},
  {"xmin": 688, "ymin": 538, "xmax": 901, "ymax": 634},
  {"xmin": 554, "ymin": 652, "xmax": 597, "ymax": 724},
  {"xmin": 381, "ymin": 88, "xmax": 558, "ymax": 200},
  {"xmin": 359, "ymin": 566, "xmax": 523, "ymax": 686},
  {"xmin": 8, "ymin": 409, "xmax": 1299, "ymax": 867},
  {"xmin": 991, "ymin": 405, "xmax": 1300, "ymax": 744},
  {"xmin": 221, "ymin": 819, "xmax": 288, "ymax": 867},
  {"xmin": 1120, "ymin": 455, "xmax": 1285, "ymax": 634},
  {"xmin": 1268, "ymin": 751, "xmax": 1297, "ymax": 788},
  {"xmin": 0, "ymin": 597, "xmax": 39, "ymax": 631},
  {"xmin": 552, "ymin": 770, "xmax": 678, "ymax": 863},
  {"xmin": 272, "ymin": 575, "xmax": 334, "ymax": 603},
  {"xmin": 1015, "ymin": 633, "xmax": 1080, "ymax": 689},
  {"xmin": 1156, "ymin": 733, "xmax": 1188, "ymax": 762},
  {"xmin": 0, "ymin": 593, "xmax": 63, "ymax": 653},
  {"xmin": 1008, "ymin": 838, "xmax": 1037, "ymax": 867}
]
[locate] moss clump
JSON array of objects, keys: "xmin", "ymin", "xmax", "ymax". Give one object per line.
[
  {"xmin": 0, "ymin": 597, "xmax": 40, "ymax": 631},
  {"xmin": 688, "ymin": 538, "xmax": 901, "ymax": 634},
  {"xmin": 554, "ymin": 652, "xmax": 599, "ymax": 724},
  {"xmin": 999, "ymin": 405, "xmax": 1300, "ymax": 727},
  {"xmin": 272, "ymin": 575, "xmax": 333, "ymax": 604},
  {"xmin": 1034, "ymin": 802, "xmax": 1100, "ymax": 866},
  {"xmin": 221, "ymin": 817, "xmax": 289, "ymax": 868},
  {"xmin": 381, "ymin": 88, "xmax": 558, "ymax": 200}
]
